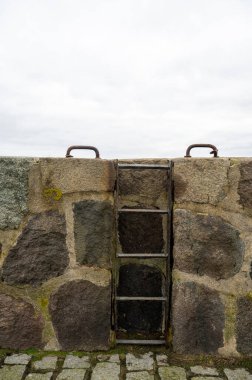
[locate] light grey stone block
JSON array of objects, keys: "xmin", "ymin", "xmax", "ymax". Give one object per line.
[
  {"xmin": 26, "ymin": 373, "xmax": 53, "ymax": 380},
  {"xmin": 63, "ymin": 355, "xmax": 90, "ymax": 369},
  {"xmin": 97, "ymin": 354, "xmax": 120, "ymax": 363},
  {"xmin": 126, "ymin": 352, "xmax": 154, "ymax": 371},
  {"xmin": 156, "ymin": 354, "xmax": 168, "ymax": 366},
  {"xmin": 158, "ymin": 366, "xmax": 187, "ymax": 380},
  {"xmin": 224, "ymin": 368, "xmax": 252, "ymax": 380},
  {"xmin": 126, "ymin": 371, "xmax": 154, "ymax": 380},
  {"xmin": 0, "ymin": 365, "xmax": 26, "ymax": 380},
  {"xmin": 190, "ymin": 365, "xmax": 219, "ymax": 376},
  {"xmin": 56, "ymin": 369, "xmax": 87, "ymax": 380},
  {"xmin": 4, "ymin": 353, "xmax": 31, "ymax": 365},
  {"xmin": 32, "ymin": 356, "xmax": 58, "ymax": 371},
  {"xmin": 91, "ymin": 362, "xmax": 120, "ymax": 380}
]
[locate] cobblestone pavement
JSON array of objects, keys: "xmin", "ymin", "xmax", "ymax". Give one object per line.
[{"xmin": 0, "ymin": 352, "xmax": 251, "ymax": 380}]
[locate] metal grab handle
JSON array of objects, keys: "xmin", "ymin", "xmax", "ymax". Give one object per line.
[
  {"xmin": 185, "ymin": 144, "xmax": 218, "ymax": 158},
  {"xmin": 65, "ymin": 145, "xmax": 100, "ymax": 158}
]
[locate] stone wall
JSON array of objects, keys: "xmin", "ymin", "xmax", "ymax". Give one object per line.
[
  {"xmin": 0, "ymin": 157, "xmax": 115, "ymax": 351},
  {"xmin": 0, "ymin": 156, "xmax": 251, "ymax": 357},
  {"xmin": 172, "ymin": 158, "xmax": 252, "ymax": 357}
]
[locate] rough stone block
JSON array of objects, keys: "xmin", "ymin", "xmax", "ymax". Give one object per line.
[
  {"xmin": 126, "ymin": 372, "xmax": 154, "ymax": 380},
  {"xmin": 0, "ymin": 365, "xmax": 26, "ymax": 380},
  {"xmin": 32, "ymin": 356, "xmax": 58, "ymax": 371},
  {"xmin": 0, "ymin": 293, "xmax": 43, "ymax": 349},
  {"xmin": 74, "ymin": 200, "xmax": 114, "ymax": 269},
  {"xmin": 224, "ymin": 368, "xmax": 252, "ymax": 380},
  {"xmin": 91, "ymin": 362, "xmax": 120, "ymax": 380},
  {"xmin": 63, "ymin": 355, "xmax": 90, "ymax": 369},
  {"xmin": 118, "ymin": 166, "xmax": 168, "ymax": 202},
  {"xmin": 57, "ymin": 369, "xmax": 87, "ymax": 380},
  {"xmin": 158, "ymin": 366, "xmax": 187, "ymax": 380},
  {"xmin": 126, "ymin": 353, "xmax": 154, "ymax": 371},
  {"xmin": 39, "ymin": 158, "xmax": 115, "ymax": 194},
  {"xmin": 2, "ymin": 211, "xmax": 69, "ymax": 286},
  {"xmin": 0, "ymin": 157, "xmax": 33, "ymax": 229},
  {"xmin": 26, "ymin": 374, "xmax": 53, "ymax": 380},
  {"xmin": 173, "ymin": 209, "xmax": 244, "ymax": 279},
  {"xmin": 118, "ymin": 209, "xmax": 164, "ymax": 253},
  {"xmin": 117, "ymin": 264, "xmax": 163, "ymax": 333},
  {"xmin": 238, "ymin": 161, "xmax": 252, "ymax": 209},
  {"xmin": 236, "ymin": 296, "xmax": 252, "ymax": 354},
  {"xmin": 4, "ymin": 353, "xmax": 31, "ymax": 365},
  {"xmin": 190, "ymin": 366, "xmax": 219, "ymax": 376},
  {"xmin": 49, "ymin": 279, "xmax": 111, "ymax": 350},
  {"xmin": 172, "ymin": 282, "xmax": 224, "ymax": 354},
  {"xmin": 173, "ymin": 158, "xmax": 229, "ymax": 205}
]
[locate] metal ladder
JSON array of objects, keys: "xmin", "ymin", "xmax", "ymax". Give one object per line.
[{"xmin": 113, "ymin": 161, "xmax": 173, "ymax": 345}]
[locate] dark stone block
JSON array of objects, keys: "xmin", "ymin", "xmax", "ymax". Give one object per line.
[
  {"xmin": 74, "ymin": 200, "xmax": 114, "ymax": 269},
  {"xmin": 174, "ymin": 210, "xmax": 244, "ymax": 279},
  {"xmin": 238, "ymin": 161, "xmax": 252, "ymax": 209},
  {"xmin": 2, "ymin": 211, "xmax": 69, "ymax": 286},
  {"xmin": 236, "ymin": 296, "xmax": 252, "ymax": 354},
  {"xmin": 118, "ymin": 209, "xmax": 164, "ymax": 253},
  {"xmin": 172, "ymin": 282, "xmax": 224, "ymax": 354},
  {"xmin": 0, "ymin": 293, "xmax": 44, "ymax": 349},
  {"xmin": 117, "ymin": 264, "xmax": 164, "ymax": 333},
  {"xmin": 118, "ymin": 168, "xmax": 168, "ymax": 200},
  {"xmin": 117, "ymin": 301, "xmax": 163, "ymax": 333},
  {"xmin": 49, "ymin": 280, "xmax": 111, "ymax": 350},
  {"xmin": 117, "ymin": 264, "xmax": 163, "ymax": 296}
]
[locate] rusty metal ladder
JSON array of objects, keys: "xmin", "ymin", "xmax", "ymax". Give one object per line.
[{"xmin": 113, "ymin": 161, "xmax": 173, "ymax": 345}]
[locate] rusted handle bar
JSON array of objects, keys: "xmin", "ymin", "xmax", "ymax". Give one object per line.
[
  {"xmin": 185, "ymin": 144, "xmax": 218, "ymax": 158},
  {"xmin": 65, "ymin": 145, "xmax": 100, "ymax": 158}
]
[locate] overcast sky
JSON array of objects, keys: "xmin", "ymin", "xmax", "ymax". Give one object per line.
[{"xmin": 0, "ymin": 0, "xmax": 252, "ymax": 159}]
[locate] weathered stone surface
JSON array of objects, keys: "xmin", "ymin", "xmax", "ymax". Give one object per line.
[
  {"xmin": 224, "ymin": 368, "xmax": 252, "ymax": 380},
  {"xmin": 118, "ymin": 208, "xmax": 164, "ymax": 253},
  {"xmin": 117, "ymin": 264, "xmax": 163, "ymax": 333},
  {"xmin": 238, "ymin": 161, "xmax": 252, "ymax": 209},
  {"xmin": 5, "ymin": 353, "xmax": 31, "ymax": 365},
  {"xmin": 74, "ymin": 200, "xmax": 114, "ymax": 269},
  {"xmin": 26, "ymin": 374, "xmax": 53, "ymax": 380},
  {"xmin": 118, "ymin": 166, "xmax": 168, "ymax": 201},
  {"xmin": 91, "ymin": 362, "xmax": 120, "ymax": 380},
  {"xmin": 156, "ymin": 354, "xmax": 168, "ymax": 366},
  {"xmin": 191, "ymin": 378, "xmax": 223, "ymax": 380},
  {"xmin": 39, "ymin": 158, "xmax": 115, "ymax": 193},
  {"xmin": 173, "ymin": 209, "xmax": 244, "ymax": 279},
  {"xmin": 0, "ymin": 365, "xmax": 26, "ymax": 380},
  {"xmin": 172, "ymin": 282, "xmax": 224, "ymax": 354},
  {"xmin": 97, "ymin": 354, "xmax": 120, "ymax": 363},
  {"xmin": 57, "ymin": 369, "xmax": 87, "ymax": 380},
  {"xmin": 236, "ymin": 296, "xmax": 252, "ymax": 354},
  {"xmin": 32, "ymin": 356, "xmax": 58, "ymax": 371},
  {"xmin": 126, "ymin": 353, "xmax": 154, "ymax": 371},
  {"xmin": 0, "ymin": 293, "xmax": 43, "ymax": 349},
  {"xmin": 2, "ymin": 210, "xmax": 69, "ymax": 286},
  {"xmin": 0, "ymin": 157, "xmax": 33, "ymax": 229},
  {"xmin": 126, "ymin": 372, "xmax": 154, "ymax": 380},
  {"xmin": 158, "ymin": 366, "xmax": 187, "ymax": 380},
  {"xmin": 49, "ymin": 279, "xmax": 111, "ymax": 350},
  {"xmin": 173, "ymin": 158, "xmax": 229, "ymax": 205},
  {"xmin": 190, "ymin": 366, "xmax": 219, "ymax": 376},
  {"xmin": 63, "ymin": 355, "xmax": 90, "ymax": 369}
]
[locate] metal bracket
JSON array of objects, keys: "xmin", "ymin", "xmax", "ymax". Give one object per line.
[
  {"xmin": 185, "ymin": 144, "xmax": 218, "ymax": 158},
  {"xmin": 65, "ymin": 145, "xmax": 100, "ymax": 158}
]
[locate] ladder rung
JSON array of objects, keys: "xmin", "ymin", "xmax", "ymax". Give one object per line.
[
  {"xmin": 117, "ymin": 253, "xmax": 168, "ymax": 258},
  {"xmin": 118, "ymin": 164, "xmax": 170, "ymax": 170},
  {"xmin": 116, "ymin": 339, "xmax": 166, "ymax": 345},
  {"xmin": 118, "ymin": 208, "xmax": 169, "ymax": 214},
  {"xmin": 116, "ymin": 296, "xmax": 167, "ymax": 301}
]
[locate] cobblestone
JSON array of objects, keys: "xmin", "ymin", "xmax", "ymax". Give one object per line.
[
  {"xmin": 190, "ymin": 365, "xmax": 219, "ymax": 376},
  {"xmin": 0, "ymin": 351, "xmax": 251, "ymax": 380},
  {"xmin": 63, "ymin": 354, "xmax": 90, "ymax": 369},
  {"xmin": 4, "ymin": 353, "xmax": 31, "ymax": 365},
  {"xmin": 126, "ymin": 352, "xmax": 154, "ymax": 371},
  {"xmin": 32, "ymin": 356, "xmax": 58, "ymax": 371}
]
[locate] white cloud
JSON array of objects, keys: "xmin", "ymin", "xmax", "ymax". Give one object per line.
[{"xmin": 0, "ymin": 0, "xmax": 252, "ymax": 158}]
